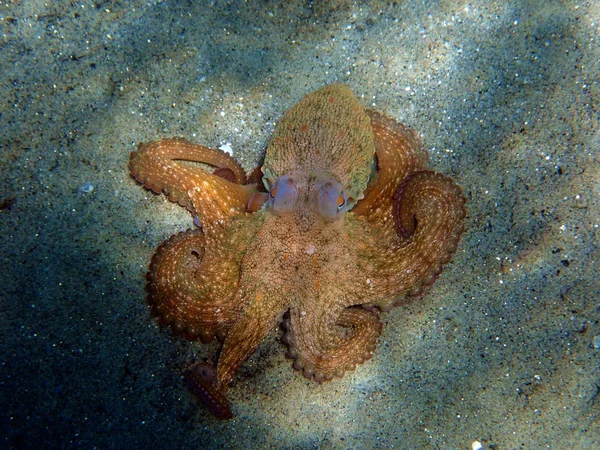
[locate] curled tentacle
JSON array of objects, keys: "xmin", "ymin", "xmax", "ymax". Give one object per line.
[
  {"xmin": 129, "ymin": 138, "xmax": 254, "ymax": 229},
  {"xmin": 393, "ymin": 170, "xmax": 465, "ymax": 259},
  {"xmin": 352, "ymin": 110, "xmax": 428, "ymax": 224},
  {"xmin": 147, "ymin": 229, "xmax": 240, "ymax": 342},
  {"xmin": 283, "ymin": 307, "xmax": 382, "ymax": 382},
  {"xmin": 362, "ymin": 170, "xmax": 466, "ymax": 311}
]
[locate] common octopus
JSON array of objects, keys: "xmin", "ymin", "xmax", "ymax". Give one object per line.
[{"xmin": 129, "ymin": 84, "xmax": 466, "ymax": 419}]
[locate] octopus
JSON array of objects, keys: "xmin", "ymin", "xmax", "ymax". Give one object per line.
[{"xmin": 129, "ymin": 84, "xmax": 466, "ymax": 419}]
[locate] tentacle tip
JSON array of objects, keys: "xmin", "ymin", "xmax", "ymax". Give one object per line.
[{"xmin": 184, "ymin": 363, "xmax": 233, "ymax": 420}]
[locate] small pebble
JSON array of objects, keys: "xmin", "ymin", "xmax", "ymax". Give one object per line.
[
  {"xmin": 472, "ymin": 441, "xmax": 483, "ymax": 450},
  {"xmin": 78, "ymin": 182, "xmax": 94, "ymax": 193},
  {"xmin": 593, "ymin": 335, "xmax": 600, "ymax": 349},
  {"xmin": 219, "ymin": 142, "xmax": 234, "ymax": 155}
]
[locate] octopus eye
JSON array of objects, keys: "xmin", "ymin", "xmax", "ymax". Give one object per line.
[
  {"xmin": 317, "ymin": 179, "xmax": 346, "ymax": 220},
  {"xmin": 269, "ymin": 175, "xmax": 299, "ymax": 212}
]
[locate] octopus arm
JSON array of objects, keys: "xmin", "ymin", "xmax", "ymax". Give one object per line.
[
  {"xmin": 190, "ymin": 289, "xmax": 287, "ymax": 418},
  {"xmin": 146, "ymin": 229, "xmax": 245, "ymax": 342},
  {"xmin": 361, "ymin": 170, "xmax": 466, "ymax": 311},
  {"xmin": 129, "ymin": 138, "xmax": 255, "ymax": 230},
  {"xmin": 351, "ymin": 111, "xmax": 428, "ymax": 226},
  {"xmin": 184, "ymin": 362, "xmax": 233, "ymax": 420},
  {"xmin": 283, "ymin": 304, "xmax": 382, "ymax": 382},
  {"xmin": 215, "ymin": 288, "xmax": 288, "ymax": 387}
]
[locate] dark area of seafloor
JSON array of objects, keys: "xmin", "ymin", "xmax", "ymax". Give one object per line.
[{"xmin": 1, "ymin": 1, "xmax": 598, "ymax": 448}]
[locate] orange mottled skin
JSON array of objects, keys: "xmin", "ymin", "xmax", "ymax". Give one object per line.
[{"xmin": 129, "ymin": 84, "xmax": 465, "ymax": 419}]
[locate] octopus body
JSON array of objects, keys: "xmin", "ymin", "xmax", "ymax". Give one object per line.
[{"xmin": 129, "ymin": 84, "xmax": 466, "ymax": 419}]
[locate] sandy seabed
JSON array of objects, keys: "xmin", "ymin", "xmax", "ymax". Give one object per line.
[{"xmin": 1, "ymin": 1, "xmax": 598, "ymax": 448}]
